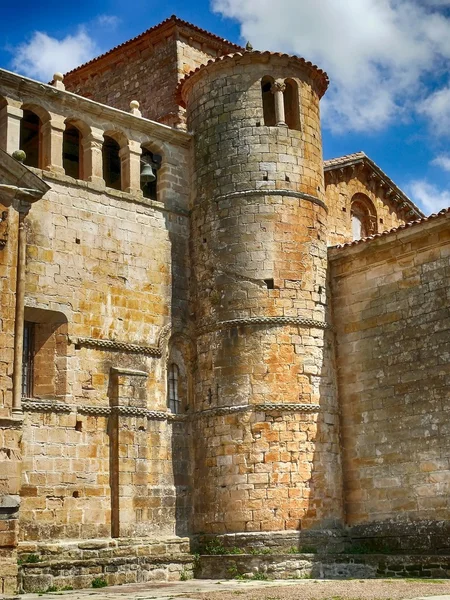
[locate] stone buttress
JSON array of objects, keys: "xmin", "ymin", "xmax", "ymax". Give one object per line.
[{"xmin": 178, "ymin": 51, "xmax": 343, "ymax": 541}]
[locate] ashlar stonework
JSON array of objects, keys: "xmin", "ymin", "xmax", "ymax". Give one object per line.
[{"xmin": 0, "ymin": 14, "xmax": 448, "ymax": 595}]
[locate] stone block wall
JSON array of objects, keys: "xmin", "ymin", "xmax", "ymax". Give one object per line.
[
  {"xmin": 325, "ymin": 170, "xmax": 406, "ymax": 247},
  {"xmin": 330, "ymin": 212, "xmax": 450, "ymax": 548},
  {"xmin": 183, "ymin": 52, "xmax": 343, "ymax": 535},
  {"xmin": 64, "ymin": 21, "xmax": 235, "ymax": 128}
]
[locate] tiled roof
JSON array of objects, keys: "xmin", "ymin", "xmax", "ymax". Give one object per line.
[
  {"xmin": 323, "ymin": 151, "xmax": 366, "ymax": 169},
  {"xmin": 332, "ymin": 207, "xmax": 450, "ymax": 250},
  {"xmin": 324, "ymin": 151, "xmax": 424, "ymax": 219},
  {"xmin": 64, "ymin": 15, "xmax": 243, "ymax": 77},
  {"xmin": 176, "ymin": 50, "xmax": 329, "ymax": 107}
]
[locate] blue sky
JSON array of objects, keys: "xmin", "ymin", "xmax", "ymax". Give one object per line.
[{"xmin": 1, "ymin": 0, "xmax": 450, "ymax": 214}]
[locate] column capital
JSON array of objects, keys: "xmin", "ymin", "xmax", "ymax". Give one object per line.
[{"xmin": 271, "ymin": 79, "xmax": 286, "ymax": 94}]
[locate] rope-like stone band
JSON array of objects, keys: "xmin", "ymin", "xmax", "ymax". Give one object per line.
[
  {"xmin": 70, "ymin": 336, "xmax": 162, "ymax": 357},
  {"xmin": 213, "ymin": 189, "xmax": 328, "ymax": 212},
  {"xmin": 196, "ymin": 403, "xmax": 320, "ymax": 418},
  {"xmin": 199, "ymin": 316, "xmax": 330, "ymax": 335},
  {"xmin": 21, "ymin": 401, "xmax": 320, "ymax": 419}
]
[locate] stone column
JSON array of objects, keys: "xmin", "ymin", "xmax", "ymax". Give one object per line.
[
  {"xmin": 0, "ymin": 99, "xmax": 23, "ymax": 154},
  {"xmin": 41, "ymin": 113, "xmax": 65, "ymax": 173},
  {"xmin": 119, "ymin": 140, "xmax": 142, "ymax": 195},
  {"xmin": 12, "ymin": 200, "xmax": 31, "ymax": 415},
  {"xmin": 81, "ymin": 127, "xmax": 105, "ymax": 186},
  {"xmin": 271, "ymin": 80, "xmax": 287, "ymax": 126}
]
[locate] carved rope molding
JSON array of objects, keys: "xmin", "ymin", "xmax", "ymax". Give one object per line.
[
  {"xmin": 70, "ymin": 336, "xmax": 162, "ymax": 357},
  {"xmin": 213, "ymin": 189, "xmax": 328, "ymax": 212},
  {"xmin": 199, "ymin": 315, "xmax": 330, "ymax": 335},
  {"xmin": 21, "ymin": 401, "xmax": 320, "ymax": 419}
]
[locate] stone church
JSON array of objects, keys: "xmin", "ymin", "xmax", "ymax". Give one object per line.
[{"xmin": 0, "ymin": 15, "xmax": 449, "ymax": 594}]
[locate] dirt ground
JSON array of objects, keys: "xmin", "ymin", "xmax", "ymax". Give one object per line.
[{"xmin": 190, "ymin": 578, "xmax": 450, "ymax": 600}]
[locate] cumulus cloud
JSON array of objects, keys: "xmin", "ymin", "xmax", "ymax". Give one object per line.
[
  {"xmin": 10, "ymin": 29, "xmax": 99, "ymax": 81},
  {"xmin": 431, "ymin": 154, "xmax": 450, "ymax": 171},
  {"xmin": 407, "ymin": 179, "xmax": 450, "ymax": 214},
  {"xmin": 212, "ymin": 0, "xmax": 450, "ymax": 133}
]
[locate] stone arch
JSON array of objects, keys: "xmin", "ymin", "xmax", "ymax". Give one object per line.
[
  {"xmin": 63, "ymin": 118, "xmax": 89, "ymax": 179},
  {"xmin": 261, "ymin": 75, "xmax": 276, "ymax": 126},
  {"xmin": 102, "ymin": 130, "xmax": 128, "ymax": 190},
  {"xmin": 20, "ymin": 104, "xmax": 50, "ymax": 169},
  {"xmin": 284, "ymin": 78, "xmax": 301, "ymax": 131},
  {"xmin": 351, "ymin": 193, "xmax": 377, "ymax": 240}
]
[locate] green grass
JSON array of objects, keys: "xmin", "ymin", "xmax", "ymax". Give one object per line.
[{"xmin": 91, "ymin": 577, "xmax": 108, "ymax": 588}]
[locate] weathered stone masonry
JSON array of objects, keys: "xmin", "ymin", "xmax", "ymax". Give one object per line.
[{"xmin": 0, "ymin": 14, "xmax": 448, "ymax": 594}]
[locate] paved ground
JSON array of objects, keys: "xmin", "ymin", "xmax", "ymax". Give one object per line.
[{"xmin": 4, "ymin": 578, "xmax": 450, "ymax": 600}]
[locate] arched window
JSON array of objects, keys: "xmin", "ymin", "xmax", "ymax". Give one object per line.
[
  {"xmin": 140, "ymin": 148, "xmax": 162, "ymax": 200},
  {"xmin": 168, "ymin": 363, "xmax": 180, "ymax": 413},
  {"xmin": 63, "ymin": 124, "xmax": 81, "ymax": 179},
  {"xmin": 261, "ymin": 76, "xmax": 276, "ymax": 126},
  {"xmin": 103, "ymin": 135, "xmax": 122, "ymax": 190},
  {"xmin": 351, "ymin": 194, "xmax": 377, "ymax": 240},
  {"xmin": 20, "ymin": 109, "xmax": 42, "ymax": 168},
  {"xmin": 284, "ymin": 79, "xmax": 300, "ymax": 131}
]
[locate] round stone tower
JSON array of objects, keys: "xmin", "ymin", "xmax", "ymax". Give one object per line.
[{"xmin": 178, "ymin": 51, "xmax": 343, "ymax": 543}]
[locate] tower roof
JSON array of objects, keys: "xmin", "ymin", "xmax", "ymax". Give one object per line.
[
  {"xmin": 176, "ymin": 50, "xmax": 330, "ymax": 107},
  {"xmin": 64, "ymin": 15, "xmax": 243, "ymax": 78}
]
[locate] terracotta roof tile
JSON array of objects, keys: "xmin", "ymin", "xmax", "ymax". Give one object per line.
[
  {"xmin": 64, "ymin": 15, "xmax": 243, "ymax": 77},
  {"xmin": 176, "ymin": 50, "xmax": 329, "ymax": 106}
]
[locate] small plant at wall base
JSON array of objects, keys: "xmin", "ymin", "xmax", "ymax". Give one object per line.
[{"xmin": 91, "ymin": 577, "xmax": 108, "ymax": 588}]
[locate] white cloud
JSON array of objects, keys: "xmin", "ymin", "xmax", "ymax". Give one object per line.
[
  {"xmin": 431, "ymin": 154, "xmax": 450, "ymax": 172},
  {"xmin": 419, "ymin": 85, "xmax": 450, "ymax": 134},
  {"xmin": 96, "ymin": 15, "xmax": 120, "ymax": 29},
  {"xmin": 212, "ymin": 0, "xmax": 450, "ymax": 133},
  {"xmin": 408, "ymin": 179, "xmax": 450, "ymax": 214},
  {"xmin": 10, "ymin": 28, "xmax": 99, "ymax": 82}
]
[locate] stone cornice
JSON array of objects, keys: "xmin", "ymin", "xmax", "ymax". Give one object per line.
[{"xmin": 0, "ymin": 68, "xmax": 191, "ymax": 149}]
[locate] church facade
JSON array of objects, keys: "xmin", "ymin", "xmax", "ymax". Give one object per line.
[{"xmin": 0, "ymin": 15, "xmax": 449, "ymax": 594}]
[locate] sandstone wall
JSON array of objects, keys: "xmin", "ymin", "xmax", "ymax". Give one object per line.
[
  {"xmin": 18, "ymin": 159, "xmax": 191, "ymax": 541},
  {"xmin": 183, "ymin": 53, "xmax": 343, "ymax": 535},
  {"xmin": 64, "ymin": 29, "xmax": 223, "ymax": 128},
  {"xmin": 330, "ymin": 212, "xmax": 450, "ymax": 549},
  {"xmin": 325, "ymin": 172, "xmax": 406, "ymax": 247}
]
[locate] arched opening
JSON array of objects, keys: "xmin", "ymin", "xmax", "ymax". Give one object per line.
[
  {"xmin": 20, "ymin": 109, "xmax": 42, "ymax": 168},
  {"xmin": 140, "ymin": 147, "xmax": 162, "ymax": 200},
  {"xmin": 103, "ymin": 135, "xmax": 122, "ymax": 190},
  {"xmin": 284, "ymin": 79, "xmax": 301, "ymax": 131},
  {"xmin": 261, "ymin": 76, "xmax": 276, "ymax": 126},
  {"xmin": 351, "ymin": 194, "xmax": 377, "ymax": 240},
  {"xmin": 63, "ymin": 123, "xmax": 81, "ymax": 179}
]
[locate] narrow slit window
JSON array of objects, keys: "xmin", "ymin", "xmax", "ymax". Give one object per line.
[
  {"xmin": 168, "ymin": 363, "xmax": 180, "ymax": 414},
  {"xmin": 22, "ymin": 321, "xmax": 35, "ymax": 398}
]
